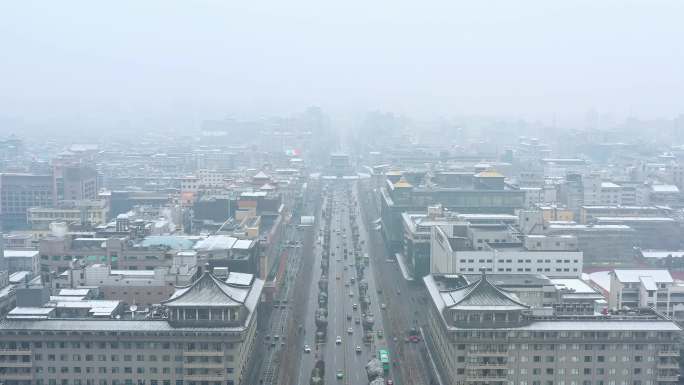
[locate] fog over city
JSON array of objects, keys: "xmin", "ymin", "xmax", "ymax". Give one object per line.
[
  {"xmin": 1, "ymin": 0, "xmax": 684, "ymax": 136},
  {"xmin": 2, "ymin": 3, "xmax": 684, "ymax": 385}
]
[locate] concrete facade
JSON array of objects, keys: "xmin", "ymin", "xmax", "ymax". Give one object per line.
[
  {"xmin": 0, "ymin": 271, "xmax": 263, "ymax": 385},
  {"xmin": 430, "ymin": 225, "xmax": 583, "ymax": 278},
  {"xmin": 424, "ymin": 273, "xmax": 681, "ymax": 385}
]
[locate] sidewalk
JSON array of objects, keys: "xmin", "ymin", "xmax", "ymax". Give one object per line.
[
  {"xmin": 394, "ymin": 252, "xmax": 414, "ymax": 281},
  {"xmin": 419, "ymin": 326, "xmax": 445, "ymax": 385}
]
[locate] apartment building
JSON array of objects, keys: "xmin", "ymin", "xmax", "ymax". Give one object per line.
[
  {"xmin": 424, "ymin": 272, "xmax": 681, "ymax": 385},
  {"xmin": 608, "ymin": 269, "xmax": 684, "ymax": 321},
  {"xmin": 0, "ymin": 270, "xmax": 263, "ymax": 385}
]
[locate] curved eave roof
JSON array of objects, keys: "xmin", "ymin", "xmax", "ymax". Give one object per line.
[
  {"xmin": 393, "ymin": 176, "xmax": 413, "ymax": 189},
  {"xmin": 443, "ymin": 273, "xmax": 529, "ymax": 311},
  {"xmin": 476, "ymin": 170, "xmax": 504, "ymax": 178},
  {"xmin": 163, "ymin": 272, "xmax": 248, "ymax": 307}
]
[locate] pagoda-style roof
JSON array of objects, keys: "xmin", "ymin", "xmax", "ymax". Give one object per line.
[
  {"xmin": 253, "ymin": 171, "xmax": 270, "ymax": 179},
  {"xmin": 475, "ymin": 169, "xmax": 504, "ymax": 178},
  {"xmin": 393, "ymin": 176, "xmax": 413, "ymax": 189},
  {"xmin": 442, "ymin": 272, "xmax": 529, "ymax": 311},
  {"xmin": 163, "ymin": 272, "xmax": 249, "ymax": 307}
]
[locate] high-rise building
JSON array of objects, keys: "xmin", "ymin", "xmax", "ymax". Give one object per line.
[
  {"xmin": 0, "ymin": 173, "xmax": 53, "ymax": 230},
  {"xmin": 424, "ymin": 272, "xmax": 681, "ymax": 385},
  {"xmin": 0, "ymin": 271, "xmax": 263, "ymax": 385},
  {"xmin": 52, "ymin": 164, "xmax": 98, "ymax": 204}
]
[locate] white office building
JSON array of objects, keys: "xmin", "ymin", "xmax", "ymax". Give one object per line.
[{"xmin": 431, "ymin": 224, "xmax": 583, "ymax": 278}]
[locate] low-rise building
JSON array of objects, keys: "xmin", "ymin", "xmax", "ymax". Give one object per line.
[
  {"xmin": 649, "ymin": 184, "xmax": 681, "ymax": 207},
  {"xmin": 38, "ymin": 234, "xmax": 199, "ymax": 279},
  {"xmin": 2, "ymin": 250, "xmax": 39, "ymax": 274},
  {"xmin": 608, "ymin": 269, "xmax": 684, "ymax": 320},
  {"xmin": 27, "ymin": 200, "xmax": 108, "ymax": 230},
  {"xmin": 53, "ymin": 252, "xmax": 199, "ymax": 307},
  {"xmin": 579, "ymin": 205, "xmax": 671, "ymax": 225},
  {"xmin": 594, "ymin": 216, "xmax": 682, "ymax": 250},
  {"xmin": 545, "ymin": 223, "xmax": 635, "ymax": 262},
  {"xmin": 550, "ymin": 277, "xmax": 606, "ymax": 306},
  {"xmin": 194, "ymin": 235, "xmax": 259, "ymax": 275},
  {"xmin": 637, "ymin": 249, "xmax": 684, "ymax": 270}
]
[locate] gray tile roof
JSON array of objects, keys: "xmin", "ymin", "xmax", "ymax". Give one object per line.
[
  {"xmin": 163, "ymin": 272, "xmax": 248, "ymax": 307},
  {"xmin": 444, "ymin": 273, "xmax": 529, "ymax": 311}
]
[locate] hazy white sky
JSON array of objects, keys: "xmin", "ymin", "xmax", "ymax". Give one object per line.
[{"xmin": 1, "ymin": 0, "xmax": 683, "ymax": 129}]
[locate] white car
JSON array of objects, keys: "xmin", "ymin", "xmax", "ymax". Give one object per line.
[
  {"xmin": 347, "ymin": 327, "xmax": 353, "ymax": 334},
  {"xmin": 355, "ymin": 346, "xmax": 362, "ymax": 353},
  {"xmin": 381, "ymin": 303, "xmax": 386, "ymax": 310},
  {"xmin": 304, "ymin": 344, "xmax": 311, "ymax": 353},
  {"xmin": 335, "ymin": 336, "xmax": 342, "ymax": 345}
]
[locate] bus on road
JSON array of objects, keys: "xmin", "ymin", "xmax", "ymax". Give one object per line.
[{"xmin": 378, "ymin": 349, "xmax": 390, "ymax": 372}]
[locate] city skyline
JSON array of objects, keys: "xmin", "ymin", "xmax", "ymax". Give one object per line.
[{"xmin": 1, "ymin": 1, "xmax": 684, "ymax": 133}]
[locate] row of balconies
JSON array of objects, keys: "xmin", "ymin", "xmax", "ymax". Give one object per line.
[
  {"xmin": 0, "ymin": 349, "xmax": 32, "ymax": 355},
  {"xmin": 184, "ymin": 373, "xmax": 226, "ymax": 381},
  {"xmin": 183, "ymin": 362, "xmax": 225, "ymax": 369},
  {"xmin": 466, "ymin": 363, "xmax": 507, "ymax": 369},
  {"xmin": 469, "ymin": 351, "xmax": 509, "ymax": 357},
  {"xmin": 657, "ymin": 351, "xmax": 679, "ymax": 357},
  {"xmin": 182, "ymin": 350, "xmax": 225, "ymax": 357},
  {"xmin": 465, "ymin": 376, "xmax": 508, "ymax": 382},
  {"xmin": 0, "ymin": 361, "xmax": 32, "ymax": 367}
]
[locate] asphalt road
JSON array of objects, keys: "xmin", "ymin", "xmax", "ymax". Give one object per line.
[
  {"xmin": 251, "ymin": 190, "xmax": 318, "ymax": 385},
  {"xmin": 295, "ymin": 181, "xmax": 394, "ymax": 385},
  {"xmin": 359, "ymin": 182, "xmax": 439, "ymax": 385}
]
